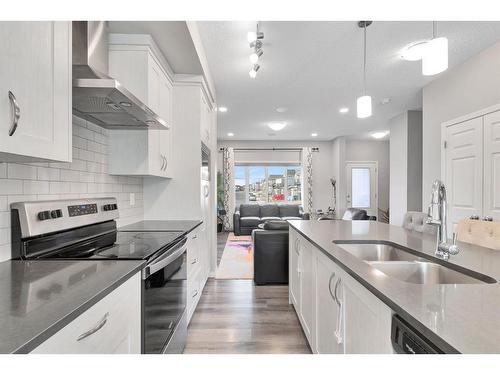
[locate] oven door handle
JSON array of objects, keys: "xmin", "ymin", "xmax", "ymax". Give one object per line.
[{"xmin": 142, "ymin": 237, "xmax": 187, "ymax": 279}]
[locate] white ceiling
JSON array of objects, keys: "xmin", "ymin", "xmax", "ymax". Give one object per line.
[{"xmin": 197, "ymin": 21, "xmax": 500, "ymax": 141}]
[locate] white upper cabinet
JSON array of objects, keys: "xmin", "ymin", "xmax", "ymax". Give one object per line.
[
  {"xmin": 443, "ymin": 117, "xmax": 483, "ymax": 231},
  {"xmin": 107, "ymin": 34, "xmax": 173, "ymax": 178},
  {"xmin": 442, "ymin": 106, "xmax": 500, "ymax": 230},
  {"xmin": 0, "ymin": 21, "xmax": 72, "ymax": 162},
  {"xmin": 483, "ymin": 110, "xmax": 500, "ymax": 221},
  {"xmin": 200, "ymin": 94, "xmax": 211, "ymax": 146}
]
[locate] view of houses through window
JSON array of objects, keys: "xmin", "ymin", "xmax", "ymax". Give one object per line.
[{"xmin": 235, "ymin": 165, "xmax": 302, "ymax": 206}]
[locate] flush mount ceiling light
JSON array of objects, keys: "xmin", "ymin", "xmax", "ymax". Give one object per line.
[
  {"xmin": 227, "ymin": 132, "xmax": 234, "ymax": 137},
  {"xmin": 371, "ymin": 131, "xmax": 389, "ymax": 139},
  {"xmin": 249, "ymin": 64, "xmax": 260, "ymax": 78},
  {"xmin": 276, "ymin": 107, "xmax": 288, "ymax": 113},
  {"xmin": 401, "ymin": 41, "xmax": 428, "ymax": 61},
  {"xmin": 217, "ymin": 106, "xmax": 228, "ymax": 113},
  {"xmin": 311, "ymin": 132, "xmax": 318, "ymax": 137},
  {"xmin": 267, "ymin": 121, "xmax": 287, "ymax": 132},
  {"xmin": 357, "ymin": 21, "xmax": 373, "ymax": 119},
  {"xmin": 247, "ymin": 23, "xmax": 264, "ymax": 78},
  {"xmin": 339, "ymin": 107, "xmax": 349, "ymax": 114},
  {"xmin": 422, "ymin": 21, "xmax": 448, "ymax": 76}
]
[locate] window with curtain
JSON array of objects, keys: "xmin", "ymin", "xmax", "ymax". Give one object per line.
[{"xmin": 234, "ymin": 165, "xmax": 302, "ymax": 205}]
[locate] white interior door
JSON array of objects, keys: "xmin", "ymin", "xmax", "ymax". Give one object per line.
[
  {"xmin": 443, "ymin": 117, "xmax": 483, "ymax": 233},
  {"xmin": 484, "ymin": 110, "xmax": 500, "ymax": 221},
  {"xmin": 345, "ymin": 162, "xmax": 378, "ymax": 217}
]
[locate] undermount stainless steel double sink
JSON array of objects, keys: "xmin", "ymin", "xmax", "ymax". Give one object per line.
[{"xmin": 334, "ymin": 242, "xmax": 496, "ymax": 285}]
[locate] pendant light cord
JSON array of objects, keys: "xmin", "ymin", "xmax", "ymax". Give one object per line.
[{"xmin": 363, "ymin": 23, "xmax": 367, "ymax": 95}]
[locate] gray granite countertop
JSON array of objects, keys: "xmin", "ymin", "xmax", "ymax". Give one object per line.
[
  {"xmin": 288, "ymin": 220, "xmax": 500, "ymax": 354},
  {"xmin": 119, "ymin": 220, "xmax": 202, "ymax": 234},
  {"xmin": 0, "ymin": 259, "xmax": 145, "ymax": 353}
]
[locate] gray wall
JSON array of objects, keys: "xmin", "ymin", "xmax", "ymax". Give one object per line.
[
  {"xmin": 389, "ymin": 111, "xmax": 422, "ymax": 226},
  {"xmin": 422, "ymin": 41, "xmax": 500, "ymax": 207},
  {"xmin": 344, "ymin": 139, "xmax": 390, "ymax": 218}
]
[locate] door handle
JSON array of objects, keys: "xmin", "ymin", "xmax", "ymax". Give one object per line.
[
  {"xmin": 163, "ymin": 156, "xmax": 168, "ymax": 171},
  {"xmin": 8, "ymin": 91, "xmax": 20, "ymax": 136},
  {"xmin": 76, "ymin": 312, "xmax": 109, "ymax": 341}
]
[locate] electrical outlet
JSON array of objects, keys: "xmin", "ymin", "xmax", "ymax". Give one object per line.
[{"xmin": 129, "ymin": 193, "xmax": 135, "ymax": 206}]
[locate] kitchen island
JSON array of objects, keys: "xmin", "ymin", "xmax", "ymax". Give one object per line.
[{"xmin": 288, "ymin": 219, "xmax": 500, "ymax": 354}]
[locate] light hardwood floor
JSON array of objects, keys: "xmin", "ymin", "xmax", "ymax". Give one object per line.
[{"xmin": 184, "ymin": 279, "xmax": 312, "ymax": 354}]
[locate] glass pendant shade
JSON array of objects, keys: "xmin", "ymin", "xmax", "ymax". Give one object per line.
[
  {"xmin": 422, "ymin": 37, "xmax": 448, "ymax": 76},
  {"xmin": 357, "ymin": 95, "xmax": 372, "ymax": 118}
]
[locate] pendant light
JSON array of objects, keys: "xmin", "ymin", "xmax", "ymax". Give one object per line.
[
  {"xmin": 422, "ymin": 21, "xmax": 448, "ymax": 76},
  {"xmin": 357, "ymin": 21, "xmax": 372, "ymax": 119}
]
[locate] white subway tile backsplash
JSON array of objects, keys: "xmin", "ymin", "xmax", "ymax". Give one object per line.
[
  {"xmin": 0, "ymin": 118, "xmax": 144, "ymax": 261},
  {"xmin": 0, "ymin": 163, "xmax": 7, "ymax": 178},
  {"xmin": 49, "ymin": 181, "xmax": 71, "ymax": 194},
  {"xmin": 0, "ymin": 180, "xmax": 23, "ymax": 195},
  {"xmin": 8, "ymin": 164, "xmax": 37, "ymax": 180},
  {"xmin": 23, "ymin": 180, "xmax": 49, "ymax": 195},
  {"xmin": 0, "ymin": 196, "xmax": 7, "ymax": 211},
  {"xmin": 37, "ymin": 167, "xmax": 60, "ymax": 181}
]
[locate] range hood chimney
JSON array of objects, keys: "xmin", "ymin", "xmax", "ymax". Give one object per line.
[{"xmin": 72, "ymin": 21, "xmax": 168, "ymax": 130}]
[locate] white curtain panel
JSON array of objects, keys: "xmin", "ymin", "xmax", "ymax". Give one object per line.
[
  {"xmin": 301, "ymin": 147, "xmax": 313, "ymax": 214},
  {"xmin": 222, "ymin": 147, "xmax": 235, "ymax": 230}
]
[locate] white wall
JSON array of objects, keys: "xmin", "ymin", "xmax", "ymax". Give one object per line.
[
  {"xmin": 0, "ymin": 116, "xmax": 144, "ymax": 261},
  {"xmin": 345, "ymin": 139, "xmax": 390, "ymax": 218},
  {"xmin": 217, "ymin": 140, "xmax": 335, "ymax": 213},
  {"xmin": 422, "ymin": 41, "xmax": 500, "ymax": 207}
]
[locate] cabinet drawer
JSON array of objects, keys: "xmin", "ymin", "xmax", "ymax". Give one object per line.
[{"xmin": 32, "ymin": 273, "xmax": 141, "ymax": 354}]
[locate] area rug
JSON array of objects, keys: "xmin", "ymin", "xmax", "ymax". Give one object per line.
[{"xmin": 215, "ymin": 233, "xmax": 253, "ymax": 279}]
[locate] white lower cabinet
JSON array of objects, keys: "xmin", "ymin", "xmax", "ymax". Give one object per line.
[
  {"xmin": 186, "ymin": 226, "xmax": 209, "ymax": 324},
  {"xmin": 32, "ymin": 272, "xmax": 141, "ymax": 354},
  {"xmin": 290, "ymin": 228, "xmax": 394, "ymax": 354},
  {"xmin": 314, "ymin": 250, "xmax": 343, "ymax": 354}
]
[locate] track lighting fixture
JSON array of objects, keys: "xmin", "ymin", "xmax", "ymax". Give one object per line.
[
  {"xmin": 357, "ymin": 21, "xmax": 373, "ymax": 119},
  {"xmin": 247, "ymin": 23, "xmax": 264, "ymax": 78}
]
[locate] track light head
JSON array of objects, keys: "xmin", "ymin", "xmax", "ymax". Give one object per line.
[
  {"xmin": 249, "ymin": 49, "xmax": 263, "ymax": 64},
  {"xmin": 249, "ymin": 64, "xmax": 260, "ymax": 78}
]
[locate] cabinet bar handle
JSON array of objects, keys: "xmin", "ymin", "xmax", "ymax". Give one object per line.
[
  {"xmin": 328, "ymin": 272, "xmax": 337, "ymax": 303},
  {"xmin": 191, "ymin": 258, "xmax": 198, "ymax": 265},
  {"xmin": 192, "ymin": 290, "xmax": 198, "ymax": 298},
  {"xmin": 76, "ymin": 312, "xmax": 109, "ymax": 341},
  {"xmin": 8, "ymin": 91, "xmax": 20, "ymax": 136}
]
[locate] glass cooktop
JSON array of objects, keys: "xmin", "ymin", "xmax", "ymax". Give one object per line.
[{"xmin": 44, "ymin": 231, "xmax": 185, "ymax": 261}]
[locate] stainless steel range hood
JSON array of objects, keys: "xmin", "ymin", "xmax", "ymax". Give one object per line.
[{"xmin": 72, "ymin": 21, "xmax": 168, "ymax": 130}]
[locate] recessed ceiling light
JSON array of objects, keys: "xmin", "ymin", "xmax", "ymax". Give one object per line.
[
  {"xmin": 371, "ymin": 131, "xmax": 389, "ymax": 139},
  {"xmin": 218, "ymin": 106, "xmax": 228, "ymax": 113},
  {"xmin": 276, "ymin": 107, "xmax": 288, "ymax": 113},
  {"xmin": 401, "ymin": 41, "xmax": 428, "ymax": 61},
  {"xmin": 311, "ymin": 133, "xmax": 318, "ymax": 137},
  {"xmin": 267, "ymin": 122, "xmax": 287, "ymax": 131},
  {"xmin": 339, "ymin": 107, "xmax": 349, "ymax": 114},
  {"xmin": 227, "ymin": 132, "xmax": 234, "ymax": 137}
]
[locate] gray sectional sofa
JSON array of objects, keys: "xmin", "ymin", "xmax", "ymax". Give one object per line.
[{"xmin": 233, "ymin": 203, "xmax": 309, "ymax": 236}]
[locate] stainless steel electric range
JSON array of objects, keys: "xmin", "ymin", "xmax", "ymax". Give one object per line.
[{"xmin": 11, "ymin": 197, "xmax": 187, "ymax": 354}]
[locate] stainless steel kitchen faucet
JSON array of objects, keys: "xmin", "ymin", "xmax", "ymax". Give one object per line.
[{"xmin": 426, "ymin": 180, "xmax": 459, "ymax": 260}]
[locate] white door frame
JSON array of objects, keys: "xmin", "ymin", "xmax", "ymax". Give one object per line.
[{"xmin": 345, "ymin": 161, "xmax": 378, "ymax": 217}]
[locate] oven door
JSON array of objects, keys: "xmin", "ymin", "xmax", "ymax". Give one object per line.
[{"xmin": 142, "ymin": 237, "xmax": 187, "ymax": 354}]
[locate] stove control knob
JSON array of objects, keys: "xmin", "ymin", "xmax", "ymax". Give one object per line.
[
  {"xmin": 51, "ymin": 209, "xmax": 63, "ymax": 218},
  {"xmin": 37, "ymin": 211, "xmax": 51, "ymax": 221},
  {"xmin": 103, "ymin": 204, "xmax": 111, "ymax": 211}
]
